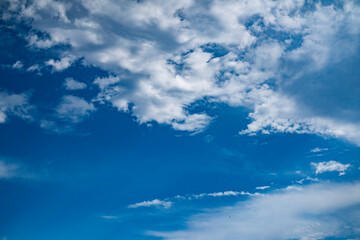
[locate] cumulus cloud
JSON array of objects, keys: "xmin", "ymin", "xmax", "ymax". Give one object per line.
[
  {"xmin": 128, "ymin": 199, "xmax": 172, "ymax": 209},
  {"xmin": 56, "ymin": 95, "xmax": 96, "ymax": 123},
  {"xmin": 150, "ymin": 182, "xmax": 360, "ymax": 240},
  {"xmin": 3, "ymin": 0, "xmax": 360, "ymax": 142},
  {"xmin": 64, "ymin": 78, "xmax": 87, "ymax": 90},
  {"xmin": 311, "ymin": 160, "xmax": 351, "ymax": 176}
]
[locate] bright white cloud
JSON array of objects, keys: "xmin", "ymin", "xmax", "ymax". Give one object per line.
[
  {"xmin": 56, "ymin": 95, "xmax": 96, "ymax": 123},
  {"xmin": 311, "ymin": 160, "xmax": 351, "ymax": 176},
  {"xmin": 64, "ymin": 78, "xmax": 87, "ymax": 90},
  {"xmin": 3, "ymin": 0, "xmax": 360, "ymax": 143},
  {"xmin": 150, "ymin": 182, "xmax": 360, "ymax": 240},
  {"xmin": 255, "ymin": 186, "xmax": 270, "ymax": 190},
  {"xmin": 128, "ymin": 199, "xmax": 172, "ymax": 209}
]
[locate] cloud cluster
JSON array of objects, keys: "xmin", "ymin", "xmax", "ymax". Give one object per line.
[
  {"xmin": 2, "ymin": 0, "xmax": 360, "ymax": 143},
  {"xmin": 150, "ymin": 182, "xmax": 360, "ymax": 240}
]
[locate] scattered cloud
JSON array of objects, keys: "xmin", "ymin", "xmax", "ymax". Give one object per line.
[
  {"xmin": 149, "ymin": 182, "xmax": 360, "ymax": 240},
  {"xmin": 64, "ymin": 78, "xmax": 87, "ymax": 90},
  {"xmin": 0, "ymin": 91, "xmax": 31, "ymax": 123},
  {"xmin": 56, "ymin": 95, "xmax": 96, "ymax": 123},
  {"xmin": 128, "ymin": 190, "xmax": 261, "ymax": 209},
  {"xmin": 311, "ymin": 161, "xmax": 351, "ymax": 176},
  {"xmin": 2, "ymin": 0, "xmax": 360, "ymax": 143},
  {"xmin": 12, "ymin": 61, "xmax": 23, "ymax": 70},
  {"xmin": 255, "ymin": 186, "xmax": 270, "ymax": 190},
  {"xmin": 45, "ymin": 56, "xmax": 75, "ymax": 72}
]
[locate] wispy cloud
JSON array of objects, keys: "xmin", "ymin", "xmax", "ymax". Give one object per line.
[
  {"xmin": 56, "ymin": 95, "xmax": 96, "ymax": 123},
  {"xmin": 100, "ymin": 215, "xmax": 119, "ymax": 220},
  {"xmin": 310, "ymin": 147, "xmax": 328, "ymax": 153},
  {"xmin": 0, "ymin": 161, "xmax": 19, "ymax": 179},
  {"xmin": 255, "ymin": 186, "xmax": 270, "ymax": 190},
  {"xmin": 128, "ymin": 190, "xmax": 261, "ymax": 209},
  {"xmin": 128, "ymin": 199, "xmax": 172, "ymax": 209},
  {"xmin": 149, "ymin": 182, "xmax": 360, "ymax": 240}
]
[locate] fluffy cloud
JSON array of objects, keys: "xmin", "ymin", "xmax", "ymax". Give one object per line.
[
  {"xmin": 311, "ymin": 160, "xmax": 351, "ymax": 176},
  {"xmin": 64, "ymin": 78, "xmax": 87, "ymax": 90},
  {"xmin": 56, "ymin": 95, "xmax": 96, "ymax": 123},
  {"xmin": 3, "ymin": 0, "xmax": 360, "ymax": 143},
  {"xmin": 150, "ymin": 182, "xmax": 360, "ymax": 240}
]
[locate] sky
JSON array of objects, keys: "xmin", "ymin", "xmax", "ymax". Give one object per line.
[{"xmin": 0, "ymin": 0, "xmax": 360, "ymax": 239}]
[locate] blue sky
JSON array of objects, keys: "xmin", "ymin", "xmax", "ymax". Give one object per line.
[{"xmin": 1, "ymin": 0, "xmax": 360, "ymax": 239}]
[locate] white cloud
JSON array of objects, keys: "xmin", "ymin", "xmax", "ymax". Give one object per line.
[
  {"xmin": 0, "ymin": 91, "xmax": 31, "ymax": 123},
  {"xmin": 149, "ymin": 182, "xmax": 360, "ymax": 240},
  {"xmin": 192, "ymin": 190, "xmax": 260, "ymax": 199},
  {"xmin": 255, "ymin": 186, "xmax": 270, "ymax": 190},
  {"xmin": 12, "ymin": 61, "xmax": 23, "ymax": 69},
  {"xmin": 239, "ymin": 88, "xmax": 360, "ymax": 146},
  {"xmin": 100, "ymin": 215, "xmax": 119, "ymax": 220},
  {"xmin": 3, "ymin": 0, "xmax": 360, "ymax": 142},
  {"xmin": 311, "ymin": 161, "xmax": 351, "ymax": 176},
  {"xmin": 128, "ymin": 199, "xmax": 172, "ymax": 209},
  {"xmin": 45, "ymin": 56, "xmax": 75, "ymax": 72},
  {"xmin": 295, "ymin": 177, "xmax": 319, "ymax": 184},
  {"xmin": 56, "ymin": 95, "xmax": 96, "ymax": 123},
  {"xmin": 27, "ymin": 64, "xmax": 41, "ymax": 72},
  {"xmin": 310, "ymin": 147, "xmax": 328, "ymax": 153},
  {"xmin": 0, "ymin": 161, "xmax": 18, "ymax": 179},
  {"xmin": 128, "ymin": 190, "xmax": 261, "ymax": 209},
  {"xmin": 64, "ymin": 78, "xmax": 87, "ymax": 90}
]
